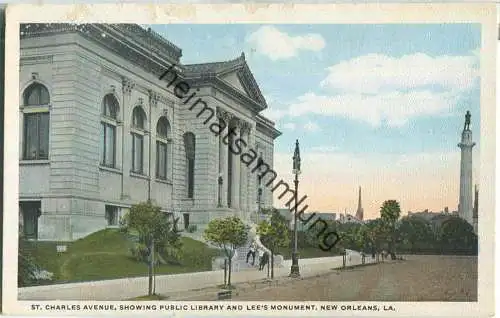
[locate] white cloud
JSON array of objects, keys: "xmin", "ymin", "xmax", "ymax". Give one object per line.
[
  {"xmin": 246, "ymin": 26, "xmax": 325, "ymax": 60},
  {"xmin": 260, "ymin": 108, "xmax": 288, "ymax": 122},
  {"xmin": 303, "ymin": 120, "xmax": 321, "ymax": 132},
  {"xmin": 267, "ymin": 51, "xmax": 479, "ymax": 128},
  {"xmin": 282, "ymin": 122, "xmax": 296, "ymax": 130},
  {"xmin": 289, "ymin": 90, "xmax": 458, "ymax": 127},
  {"xmin": 310, "ymin": 146, "xmax": 338, "ymax": 152},
  {"xmin": 320, "ymin": 53, "xmax": 479, "ymax": 94}
]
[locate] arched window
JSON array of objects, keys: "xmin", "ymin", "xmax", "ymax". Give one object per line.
[
  {"xmin": 22, "ymin": 83, "xmax": 50, "ymax": 160},
  {"xmin": 100, "ymin": 94, "xmax": 119, "ymax": 167},
  {"xmin": 131, "ymin": 106, "xmax": 147, "ymax": 174},
  {"xmin": 156, "ymin": 117, "xmax": 171, "ymax": 180},
  {"xmin": 23, "ymin": 82, "xmax": 50, "ymax": 106},
  {"xmin": 183, "ymin": 132, "xmax": 196, "ymax": 198}
]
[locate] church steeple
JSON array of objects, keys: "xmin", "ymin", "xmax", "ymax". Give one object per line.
[{"xmin": 356, "ymin": 186, "xmax": 364, "ymax": 221}]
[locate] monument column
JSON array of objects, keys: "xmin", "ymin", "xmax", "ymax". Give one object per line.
[{"xmin": 458, "ymin": 110, "xmax": 476, "ymax": 225}]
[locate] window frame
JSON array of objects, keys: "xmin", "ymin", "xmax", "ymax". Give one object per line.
[
  {"xmin": 100, "ymin": 94, "xmax": 120, "ymax": 168},
  {"xmin": 131, "ymin": 129, "xmax": 144, "ymax": 174},
  {"xmin": 156, "ymin": 139, "xmax": 168, "ymax": 180},
  {"xmin": 23, "ymin": 82, "xmax": 50, "ymax": 107},
  {"xmin": 183, "ymin": 132, "xmax": 196, "ymax": 199},
  {"xmin": 155, "ymin": 117, "xmax": 171, "ymax": 181},
  {"xmin": 131, "ymin": 106, "xmax": 147, "ymax": 175},
  {"xmin": 21, "ymin": 82, "xmax": 51, "ymax": 162},
  {"xmin": 22, "ymin": 111, "xmax": 50, "ymax": 161}
]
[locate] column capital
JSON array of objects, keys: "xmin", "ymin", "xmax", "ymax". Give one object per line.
[
  {"xmin": 122, "ymin": 76, "xmax": 135, "ymax": 95},
  {"xmin": 148, "ymin": 89, "xmax": 161, "ymax": 108},
  {"xmin": 216, "ymin": 107, "xmax": 233, "ymax": 123},
  {"xmin": 240, "ymin": 121, "xmax": 252, "ymax": 134}
]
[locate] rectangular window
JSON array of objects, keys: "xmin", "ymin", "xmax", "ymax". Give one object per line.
[
  {"xmin": 187, "ymin": 158, "xmax": 194, "ymax": 198},
  {"xmin": 156, "ymin": 141, "xmax": 167, "ymax": 179},
  {"xmin": 132, "ymin": 133, "xmax": 143, "ymax": 174},
  {"xmin": 23, "ymin": 112, "xmax": 49, "ymax": 160},
  {"xmin": 101, "ymin": 122, "xmax": 116, "ymax": 167}
]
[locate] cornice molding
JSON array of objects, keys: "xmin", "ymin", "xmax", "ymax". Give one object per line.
[
  {"xmin": 20, "ymin": 23, "xmax": 181, "ymax": 80},
  {"xmin": 188, "ymin": 78, "xmax": 265, "ymax": 114},
  {"xmin": 256, "ymin": 116, "xmax": 281, "ymax": 140},
  {"xmin": 20, "ymin": 55, "xmax": 53, "ymax": 66}
]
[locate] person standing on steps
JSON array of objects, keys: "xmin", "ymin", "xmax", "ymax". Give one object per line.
[{"xmin": 246, "ymin": 241, "xmax": 257, "ymax": 266}]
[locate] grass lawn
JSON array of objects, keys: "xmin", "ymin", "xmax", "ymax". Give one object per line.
[{"xmin": 20, "ymin": 229, "xmax": 220, "ymax": 286}]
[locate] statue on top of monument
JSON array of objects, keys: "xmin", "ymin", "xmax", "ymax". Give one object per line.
[{"xmin": 464, "ymin": 110, "xmax": 471, "ymax": 131}]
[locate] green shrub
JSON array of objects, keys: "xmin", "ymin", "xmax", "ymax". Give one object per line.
[
  {"xmin": 18, "ymin": 239, "xmax": 39, "ymax": 287},
  {"xmin": 129, "ymin": 242, "xmax": 149, "ymax": 263}
]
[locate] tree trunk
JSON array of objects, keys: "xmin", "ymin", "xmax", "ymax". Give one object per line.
[
  {"xmin": 148, "ymin": 241, "xmax": 153, "ymax": 296},
  {"xmin": 271, "ymin": 250, "xmax": 274, "ymax": 279},
  {"xmin": 227, "ymin": 258, "xmax": 232, "ymax": 288},
  {"xmin": 152, "ymin": 240, "xmax": 156, "ymax": 295}
]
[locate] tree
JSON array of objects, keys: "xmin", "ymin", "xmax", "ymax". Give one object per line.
[
  {"xmin": 439, "ymin": 216, "xmax": 477, "ymax": 254},
  {"xmin": 364, "ymin": 218, "xmax": 386, "ymax": 257},
  {"xmin": 398, "ymin": 216, "xmax": 434, "ymax": 253},
  {"xmin": 203, "ymin": 216, "xmax": 248, "ymax": 287},
  {"xmin": 380, "ymin": 200, "xmax": 401, "ymax": 259},
  {"xmin": 121, "ymin": 200, "xmax": 181, "ymax": 296},
  {"xmin": 257, "ymin": 208, "xmax": 290, "ymax": 279}
]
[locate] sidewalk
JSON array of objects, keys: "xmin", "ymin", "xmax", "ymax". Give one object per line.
[{"xmin": 18, "ymin": 252, "xmax": 375, "ymax": 301}]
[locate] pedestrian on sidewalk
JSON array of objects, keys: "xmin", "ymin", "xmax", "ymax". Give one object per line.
[
  {"xmin": 246, "ymin": 241, "xmax": 257, "ymax": 265},
  {"xmin": 259, "ymin": 250, "xmax": 269, "ymax": 271},
  {"xmin": 256, "ymin": 248, "xmax": 264, "ymax": 269}
]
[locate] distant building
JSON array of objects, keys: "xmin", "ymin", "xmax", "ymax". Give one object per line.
[
  {"xmin": 314, "ymin": 212, "xmax": 337, "ymax": 222},
  {"xmin": 338, "ymin": 213, "xmax": 364, "ymax": 224},
  {"xmin": 408, "ymin": 210, "xmax": 445, "ymax": 223}
]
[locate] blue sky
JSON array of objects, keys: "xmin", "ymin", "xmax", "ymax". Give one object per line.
[{"xmin": 151, "ymin": 23, "xmax": 481, "ymax": 217}]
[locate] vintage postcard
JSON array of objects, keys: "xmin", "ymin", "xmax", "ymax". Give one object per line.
[{"xmin": 2, "ymin": 3, "xmax": 496, "ymax": 317}]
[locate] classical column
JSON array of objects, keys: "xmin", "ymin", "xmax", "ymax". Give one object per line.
[
  {"xmin": 120, "ymin": 76, "xmax": 135, "ymax": 200},
  {"xmin": 217, "ymin": 109, "xmax": 231, "ymax": 208},
  {"xmin": 458, "ymin": 111, "xmax": 475, "ymax": 226},
  {"xmin": 231, "ymin": 119, "xmax": 241, "ymax": 211},
  {"xmin": 239, "ymin": 122, "xmax": 249, "ymax": 214}
]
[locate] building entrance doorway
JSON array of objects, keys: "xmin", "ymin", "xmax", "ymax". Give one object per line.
[
  {"xmin": 183, "ymin": 213, "xmax": 190, "ymax": 230},
  {"xmin": 19, "ymin": 201, "xmax": 41, "ymax": 240}
]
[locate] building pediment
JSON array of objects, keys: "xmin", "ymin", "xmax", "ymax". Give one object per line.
[{"xmin": 183, "ymin": 53, "xmax": 268, "ymax": 112}]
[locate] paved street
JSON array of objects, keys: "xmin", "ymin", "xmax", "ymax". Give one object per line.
[
  {"xmin": 232, "ymin": 255, "xmax": 477, "ymax": 301},
  {"xmin": 19, "ymin": 251, "xmax": 373, "ymax": 301}
]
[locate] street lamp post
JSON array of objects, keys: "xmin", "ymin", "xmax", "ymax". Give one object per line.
[
  {"xmin": 290, "ymin": 139, "xmax": 301, "ymax": 278},
  {"xmin": 217, "ymin": 173, "xmax": 223, "ymax": 208},
  {"xmin": 257, "ymin": 174, "xmax": 263, "ymax": 218}
]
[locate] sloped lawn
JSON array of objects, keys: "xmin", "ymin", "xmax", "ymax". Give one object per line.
[{"xmin": 20, "ymin": 229, "xmax": 220, "ymax": 286}]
